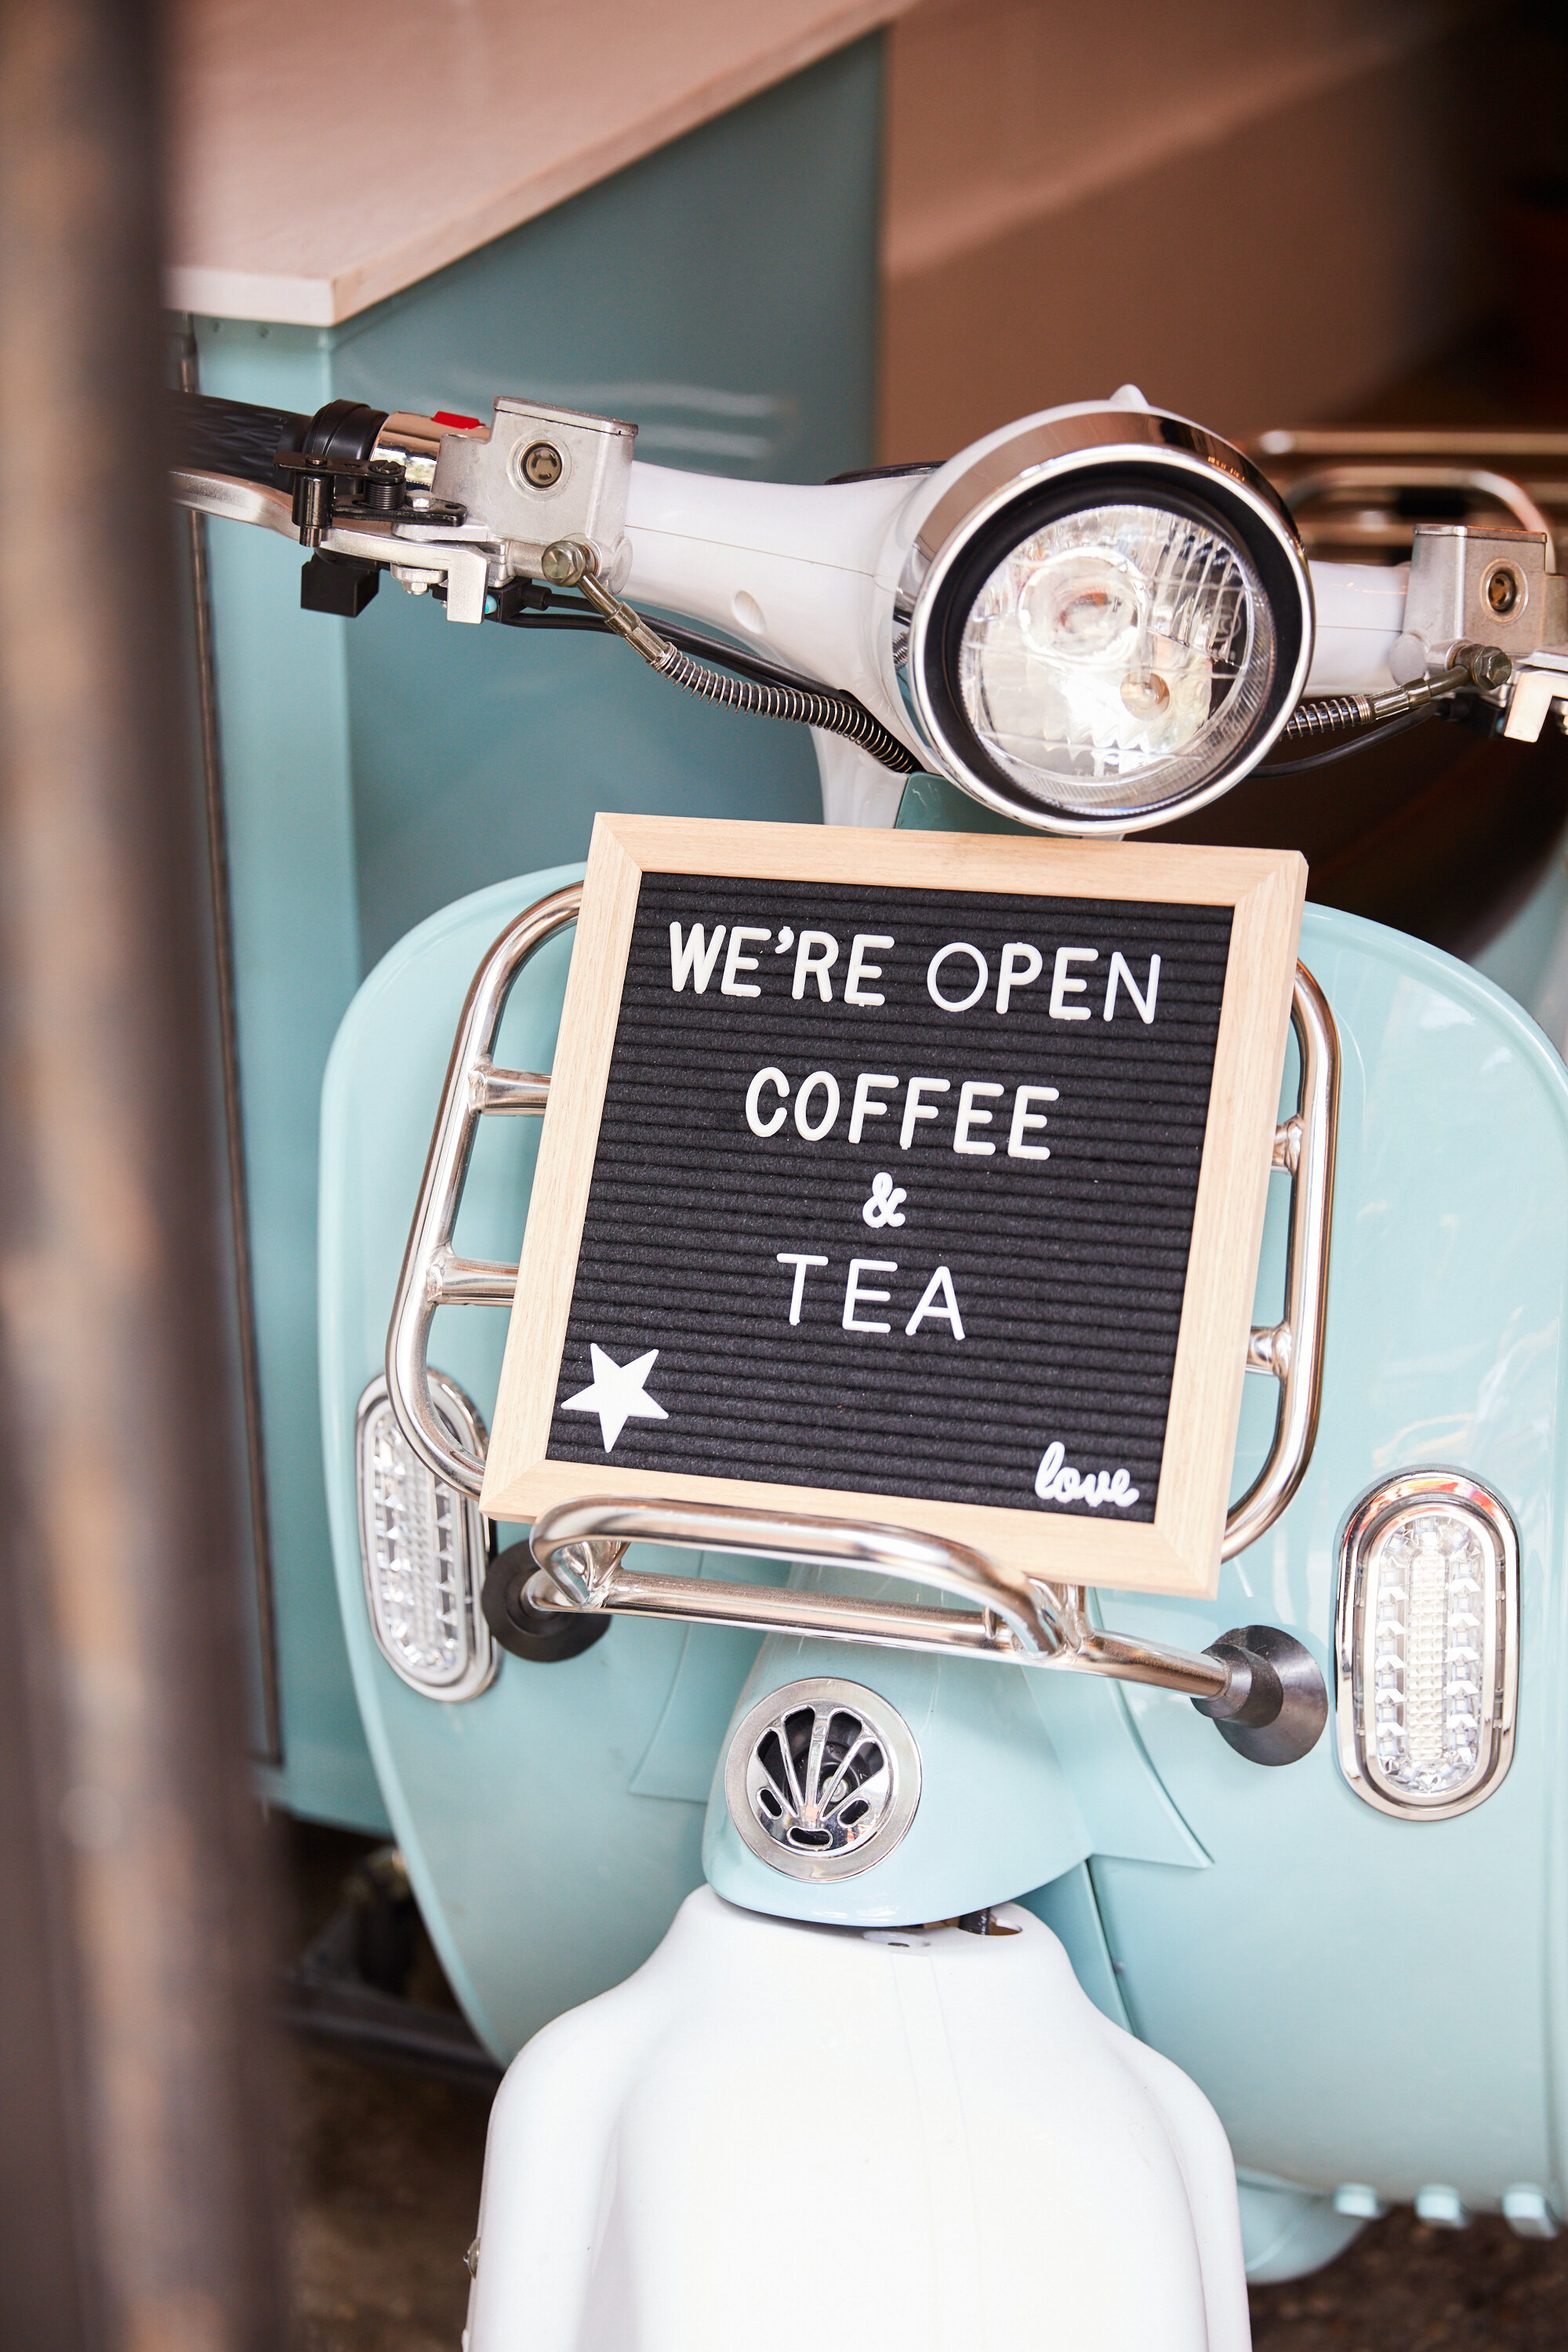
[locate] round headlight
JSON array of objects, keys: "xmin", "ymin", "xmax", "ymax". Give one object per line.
[{"xmin": 895, "ymin": 407, "xmax": 1313, "ymax": 833}]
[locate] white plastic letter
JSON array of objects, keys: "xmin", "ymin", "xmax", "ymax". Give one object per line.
[
  {"xmin": 848, "ymin": 1071, "xmax": 899, "ymax": 1143},
  {"xmin": 669, "ymin": 920, "xmax": 726, "ymax": 993},
  {"xmin": 927, "ymin": 942, "xmax": 989, "ymax": 1013},
  {"xmin": 776, "ymin": 1252, "xmax": 829, "ymax": 1325},
  {"xmin": 899, "ymin": 1076, "xmax": 950, "ymax": 1149},
  {"xmin": 1035, "ymin": 1439, "xmax": 1139, "ymax": 1508},
  {"xmin": 844, "ymin": 933, "xmax": 895, "ymax": 1007},
  {"xmin": 1104, "ymin": 951, "xmax": 1160, "ymax": 1024},
  {"xmin": 1049, "ymin": 946, "xmax": 1098, "ymax": 1020},
  {"xmin": 793, "ymin": 1072, "xmax": 841, "ymax": 1142},
  {"xmin": 746, "ymin": 1067, "xmax": 790, "ymax": 1138},
  {"xmin": 843, "ymin": 1258, "xmax": 897, "ymax": 1334},
  {"xmin": 721, "ymin": 925, "xmax": 771, "ymax": 996},
  {"xmin": 1007, "ymin": 1084, "xmax": 1059, "ymax": 1160},
  {"xmin": 793, "ymin": 931, "xmax": 840, "ymax": 1002},
  {"xmin": 953, "ymin": 1080, "xmax": 1004, "ymax": 1156},
  {"xmin": 996, "ymin": 942, "xmax": 1044, "ymax": 1015},
  {"xmin": 905, "ymin": 1265, "xmax": 966, "ymax": 1340},
  {"xmin": 1033, "ymin": 1442, "xmax": 1065, "ymax": 1498}
]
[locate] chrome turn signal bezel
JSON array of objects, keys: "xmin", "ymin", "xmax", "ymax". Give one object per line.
[
  {"xmin": 1334, "ymin": 1469, "xmax": 1519, "ymax": 1820},
  {"xmin": 355, "ymin": 1370, "xmax": 496, "ymax": 1702}
]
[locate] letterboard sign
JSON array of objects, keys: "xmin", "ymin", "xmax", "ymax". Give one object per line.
[{"xmin": 481, "ymin": 815, "xmax": 1305, "ymax": 1596}]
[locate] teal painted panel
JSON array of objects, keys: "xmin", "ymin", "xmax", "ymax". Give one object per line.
[
  {"xmin": 192, "ymin": 324, "xmax": 385, "ymax": 1827},
  {"xmin": 1085, "ymin": 906, "xmax": 1568, "ymax": 2212},
  {"xmin": 702, "ymin": 1628, "xmax": 1097, "ymax": 1928},
  {"xmin": 326, "ymin": 38, "xmax": 878, "ymax": 483},
  {"xmin": 325, "ymin": 34, "xmax": 883, "ymax": 967},
  {"xmin": 320, "ymin": 864, "xmax": 1214, "ymax": 2042},
  {"xmin": 320, "ymin": 862, "xmax": 1568, "ymax": 2222},
  {"xmin": 1022, "ymin": 1863, "xmax": 1131, "ymax": 2031},
  {"xmin": 320, "ymin": 871, "xmax": 759, "ymax": 2052},
  {"xmin": 192, "ymin": 36, "xmax": 884, "ymax": 1825},
  {"xmin": 340, "ymin": 599, "xmax": 826, "ymax": 973}
]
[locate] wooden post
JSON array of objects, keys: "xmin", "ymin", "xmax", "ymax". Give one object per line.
[{"xmin": 0, "ymin": 2, "xmax": 285, "ymax": 2343}]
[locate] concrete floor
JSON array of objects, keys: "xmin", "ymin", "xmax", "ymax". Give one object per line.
[{"xmin": 288, "ymin": 2042, "xmax": 485, "ymax": 2352}]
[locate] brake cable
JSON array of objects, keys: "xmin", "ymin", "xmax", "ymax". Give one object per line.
[
  {"xmin": 491, "ymin": 584, "xmax": 875, "ymax": 708},
  {"xmin": 535, "ymin": 538, "xmax": 920, "ymax": 775},
  {"xmin": 1269, "ymin": 641, "xmax": 1514, "ymax": 775},
  {"xmin": 1256, "ymin": 703, "xmax": 1447, "ymax": 777}
]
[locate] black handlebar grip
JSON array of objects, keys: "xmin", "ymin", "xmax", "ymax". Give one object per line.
[{"xmin": 169, "ymin": 390, "xmax": 311, "ymax": 488}]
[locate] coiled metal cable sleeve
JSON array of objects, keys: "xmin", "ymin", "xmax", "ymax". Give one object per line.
[
  {"xmin": 1279, "ymin": 651, "xmax": 1501, "ymax": 752},
  {"xmin": 489, "ymin": 586, "xmax": 917, "ymax": 768},
  {"xmin": 553, "ymin": 547, "xmax": 920, "ymax": 774},
  {"xmin": 1259, "ymin": 705, "xmax": 1443, "ymax": 776},
  {"xmin": 650, "ymin": 643, "xmax": 918, "ymax": 771},
  {"xmin": 1279, "ymin": 694, "xmax": 1374, "ymax": 742}
]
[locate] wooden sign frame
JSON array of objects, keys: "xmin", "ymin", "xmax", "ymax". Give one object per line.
[{"xmin": 481, "ymin": 814, "xmax": 1305, "ymax": 1598}]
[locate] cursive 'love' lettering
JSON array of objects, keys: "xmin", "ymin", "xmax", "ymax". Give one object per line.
[{"xmin": 1033, "ymin": 1440, "xmax": 1140, "ymax": 1512}]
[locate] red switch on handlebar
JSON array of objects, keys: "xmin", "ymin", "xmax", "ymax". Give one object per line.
[{"xmin": 433, "ymin": 410, "xmax": 482, "ymax": 430}]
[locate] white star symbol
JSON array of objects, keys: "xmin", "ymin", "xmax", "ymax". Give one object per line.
[{"xmin": 562, "ymin": 1345, "xmax": 670, "ymax": 1453}]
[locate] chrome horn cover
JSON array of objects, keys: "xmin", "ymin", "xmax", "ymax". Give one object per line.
[{"xmin": 724, "ymin": 1678, "xmax": 921, "ymax": 1882}]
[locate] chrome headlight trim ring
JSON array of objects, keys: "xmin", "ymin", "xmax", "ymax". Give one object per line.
[
  {"xmin": 1334, "ymin": 1468, "xmax": 1519, "ymax": 1821},
  {"xmin": 895, "ymin": 408, "xmax": 1314, "ymax": 835}
]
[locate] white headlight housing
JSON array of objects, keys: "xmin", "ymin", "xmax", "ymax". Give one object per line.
[
  {"xmin": 895, "ymin": 405, "xmax": 1314, "ymax": 833},
  {"xmin": 355, "ymin": 1370, "xmax": 495, "ymax": 1701},
  {"xmin": 1334, "ymin": 1471, "xmax": 1518, "ymax": 1819}
]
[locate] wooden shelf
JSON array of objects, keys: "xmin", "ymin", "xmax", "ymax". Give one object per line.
[{"xmin": 166, "ymin": 0, "xmax": 910, "ymax": 326}]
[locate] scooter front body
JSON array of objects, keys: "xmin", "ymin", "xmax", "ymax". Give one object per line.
[{"xmin": 320, "ymin": 874, "xmax": 1568, "ymax": 2249}]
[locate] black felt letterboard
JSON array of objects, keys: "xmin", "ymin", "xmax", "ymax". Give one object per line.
[{"xmin": 543, "ymin": 870, "xmax": 1233, "ymax": 1522}]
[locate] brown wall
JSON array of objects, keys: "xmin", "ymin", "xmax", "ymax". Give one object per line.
[{"xmin": 878, "ymin": 0, "xmax": 1486, "ymax": 459}]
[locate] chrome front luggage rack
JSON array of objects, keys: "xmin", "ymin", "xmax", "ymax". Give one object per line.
[{"xmin": 381, "ymin": 885, "xmax": 1339, "ymax": 1762}]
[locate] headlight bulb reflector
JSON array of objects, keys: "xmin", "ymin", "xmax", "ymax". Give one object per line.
[
  {"xmin": 1335, "ymin": 1472, "xmax": 1517, "ymax": 1819},
  {"xmin": 958, "ymin": 503, "xmax": 1273, "ymax": 817}
]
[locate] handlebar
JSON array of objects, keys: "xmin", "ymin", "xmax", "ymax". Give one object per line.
[
  {"xmin": 168, "ymin": 387, "xmax": 1568, "ymax": 744},
  {"xmin": 168, "ymin": 390, "xmax": 309, "ymax": 488}
]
